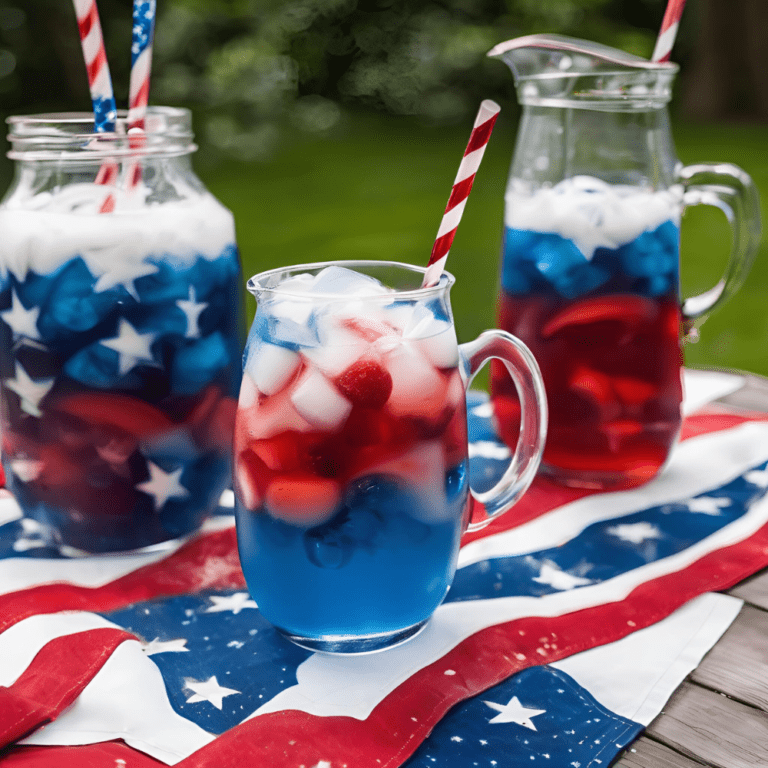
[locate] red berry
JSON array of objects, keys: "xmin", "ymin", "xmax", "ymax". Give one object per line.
[{"xmin": 335, "ymin": 359, "xmax": 393, "ymax": 409}]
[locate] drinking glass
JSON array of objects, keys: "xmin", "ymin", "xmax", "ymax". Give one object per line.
[{"xmin": 233, "ymin": 260, "xmax": 547, "ymax": 653}]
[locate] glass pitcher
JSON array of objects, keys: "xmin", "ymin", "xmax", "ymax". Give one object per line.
[
  {"xmin": 0, "ymin": 108, "xmax": 245, "ymax": 553},
  {"xmin": 488, "ymin": 35, "xmax": 762, "ymax": 490}
]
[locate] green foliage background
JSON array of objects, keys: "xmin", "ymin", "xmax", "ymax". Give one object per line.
[{"xmin": 0, "ymin": 0, "xmax": 766, "ymax": 379}]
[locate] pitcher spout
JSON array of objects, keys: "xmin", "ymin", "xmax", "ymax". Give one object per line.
[{"xmin": 488, "ymin": 34, "xmax": 677, "ymax": 110}]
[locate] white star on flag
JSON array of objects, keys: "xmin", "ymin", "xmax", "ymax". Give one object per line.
[
  {"xmin": 94, "ymin": 258, "xmax": 159, "ymax": 300},
  {"xmin": 184, "ymin": 676, "xmax": 240, "ymax": 710},
  {"xmin": 606, "ymin": 522, "xmax": 662, "ymax": 545},
  {"xmin": 483, "ymin": 695, "xmax": 546, "ymax": 730},
  {"xmin": 533, "ymin": 562, "xmax": 592, "ymax": 590},
  {"xmin": 100, "ymin": 318, "xmax": 158, "ymax": 375},
  {"xmin": 4, "ymin": 361, "xmax": 54, "ymax": 417},
  {"xmin": 686, "ymin": 496, "xmax": 732, "ymax": 515},
  {"xmin": 745, "ymin": 467, "xmax": 768, "ymax": 489},
  {"xmin": 176, "ymin": 286, "xmax": 208, "ymax": 338},
  {"xmin": 143, "ymin": 637, "xmax": 189, "ymax": 655},
  {"xmin": 205, "ymin": 592, "xmax": 259, "ymax": 615},
  {"xmin": 0, "ymin": 290, "xmax": 41, "ymax": 340},
  {"xmin": 136, "ymin": 462, "xmax": 190, "ymax": 510}
]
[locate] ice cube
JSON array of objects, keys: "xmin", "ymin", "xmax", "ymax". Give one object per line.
[
  {"xmin": 239, "ymin": 384, "xmax": 314, "ymax": 440},
  {"xmin": 403, "ymin": 305, "xmax": 459, "ymax": 369},
  {"xmin": 255, "ymin": 298, "xmax": 318, "ymax": 350},
  {"xmin": 384, "ymin": 342, "xmax": 449, "ymax": 421},
  {"xmin": 65, "ymin": 342, "xmax": 122, "ymax": 387},
  {"xmin": 171, "ymin": 332, "xmax": 231, "ymax": 394},
  {"xmin": 238, "ymin": 371, "xmax": 258, "ymax": 409},
  {"xmin": 247, "ymin": 342, "xmax": 301, "ymax": 395},
  {"xmin": 311, "ymin": 266, "xmax": 391, "ymax": 297},
  {"xmin": 290, "ymin": 368, "xmax": 352, "ymax": 431},
  {"xmin": 38, "ymin": 258, "xmax": 115, "ymax": 336},
  {"xmin": 305, "ymin": 316, "xmax": 371, "ymax": 377}
]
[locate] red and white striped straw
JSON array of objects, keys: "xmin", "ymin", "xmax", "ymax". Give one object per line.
[
  {"xmin": 651, "ymin": 0, "xmax": 687, "ymax": 62},
  {"xmin": 422, "ymin": 100, "xmax": 501, "ymax": 288},
  {"xmin": 125, "ymin": 1, "xmax": 157, "ymax": 192},
  {"xmin": 71, "ymin": 0, "xmax": 117, "ymax": 133},
  {"xmin": 128, "ymin": 0, "xmax": 157, "ymax": 131}
]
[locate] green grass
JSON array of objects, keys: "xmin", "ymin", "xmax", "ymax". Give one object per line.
[{"xmin": 198, "ymin": 111, "xmax": 768, "ymax": 380}]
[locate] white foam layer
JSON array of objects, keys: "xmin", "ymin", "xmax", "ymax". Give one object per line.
[
  {"xmin": 0, "ymin": 189, "xmax": 236, "ymax": 281},
  {"xmin": 505, "ymin": 176, "xmax": 682, "ymax": 259}
]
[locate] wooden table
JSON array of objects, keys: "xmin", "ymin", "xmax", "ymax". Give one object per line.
[{"xmin": 615, "ymin": 373, "xmax": 768, "ymax": 768}]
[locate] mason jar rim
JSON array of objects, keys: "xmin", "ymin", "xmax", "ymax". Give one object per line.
[{"xmin": 6, "ymin": 106, "xmax": 197, "ymax": 161}]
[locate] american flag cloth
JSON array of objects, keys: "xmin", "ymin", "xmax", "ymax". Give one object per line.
[{"xmin": 1, "ymin": 369, "xmax": 767, "ymax": 768}]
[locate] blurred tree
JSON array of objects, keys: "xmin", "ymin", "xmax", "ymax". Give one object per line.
[
  {"xmin": 680, "ymin": 0, "xmax": 768, "ymax": 121},
  {"xmin": 5, "ymin": 0, "xmax": 760, "ymax": 166}
]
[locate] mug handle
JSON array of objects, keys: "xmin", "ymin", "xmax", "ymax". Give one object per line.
[
  {"xmin": 459, "ymin": 330, "xmax": 547, "ymax": 532},
  {"xmin": 678, "ymin": 162, "xmax": 762, "ymax": 340}
]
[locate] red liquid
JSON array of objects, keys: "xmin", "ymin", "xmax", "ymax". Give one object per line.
[{"xmin": 491, "ymin": 292, "xmax": 683, "ymax": 489}]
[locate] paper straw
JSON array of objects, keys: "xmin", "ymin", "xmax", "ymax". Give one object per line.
[
  {"xmin": 652, "ymin": 0, "xmax": 687, "ymax": 62},
  {"xmin": 422, "ymin": 99, "xmax": 501, "ymax": 288},
  {"xmin": 124, "ymin": 0, "xmax": 157, "ymax": 193},
  {"xmin": 72, "ymin": 0, "xmax": 117, "ymax": 133},
  {"xmin": 128, "ymin": 0, "xmax": 157, "ymax": 131}
]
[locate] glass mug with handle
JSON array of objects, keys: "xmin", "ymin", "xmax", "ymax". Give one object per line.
[
  {"xmin": 233, "ymin": 260, "xmax": 547, "ymax": 654},
  {"xmin": 488, "ymin": 35, "xmax": 762, "ymax": 490}
]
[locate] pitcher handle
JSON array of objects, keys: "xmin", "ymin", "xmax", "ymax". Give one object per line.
[
  {"xmin": 459, "ymin": 330, "xmax": 547, "ymax": 532},
  {"xmin": 678, "ymin": 162, "xmax": 762, "ymax": 340}
]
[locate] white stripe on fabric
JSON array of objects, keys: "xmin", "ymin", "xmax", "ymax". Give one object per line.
[
  {"xmin": 0, "ymin": 513, "xmax": 234, "ymax": 597},
  {"xmin": 552, "ymin": 591, "xmax": 742, "ymax": 725},
  {"xmin": 14, "ymin": 614, "xmax": 215, "ymax": 764},
  {"xmin": 683, "ymin": 368, "xmax": 744, "ymax": 415},
  {"xmin": 459, "ymin": 421, "xmax": 768, "ymax": 566}
]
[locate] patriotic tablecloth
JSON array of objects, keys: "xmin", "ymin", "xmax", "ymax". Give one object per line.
[{"xmin": 1, "ymin": 368, "xmax": 767, "ymax": 768}]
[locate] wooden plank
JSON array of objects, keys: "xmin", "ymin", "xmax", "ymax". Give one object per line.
[
  {"xmin": 691, "ymin": 604, "xmax": 768, "ymax": 710},
  {"xmin": 612, "ymin": 736, "xmax": 707, "ymax": 767},
  {"xmin": 645, "ymin": 681, "xmax": 768, "ymax": 767},
  {"xmin": 729, "ymin": 567, "xmax": 768, "ymax": 611}
]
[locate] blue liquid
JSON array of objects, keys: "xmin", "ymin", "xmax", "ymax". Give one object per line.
[
  {"xmin": 236, "ymin": 469, "xmax": 467, "ymax": 641},
  {"xmin": 500, "ymin": 220, "xmax": 680, "ymax": 299},
  {"xmin": 0, "ymin": 247, "xmax": 244, "ymax": 552}
]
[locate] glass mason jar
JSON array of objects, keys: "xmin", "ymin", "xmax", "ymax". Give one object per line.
[{"xmin": 0, "ymin": 107, "xmax": 245, "ymax": 554}]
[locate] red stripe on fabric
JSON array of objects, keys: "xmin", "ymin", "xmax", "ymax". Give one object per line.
[
  {"xmin": 464, "ymin": 113, "xmax": 499, "ymax": 155},
  {"xmin": 177, "ymin": 519, "xmax": 768, "ymax": 768},
  {"xmin": 445, "ymin": 175, "xmax": 474, "ymax": 213},
  {"xmin": 86, "ymin": 47, "xmax": 107, "ymax": 87},
  {"xmin": 463, "ymin": 408, "xmax": 768, "ymax": 545},
  {"xmin": 427, "ymin": 230, "xmax": 456, "ymax": 267},
  {"xmin": 0, "ymin": 741, "xmax": 164, "ymax": 768},
  {"xmin": 680, "ymin": 406, "xmax": 768, "ymax": 441},
  {"xmin": 0, "ymin": 628, "xmax": 134, "ymax": 748},
  {"xmin": 0, "ymin": 527, "xmax": 244, "ymax": 634}
]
